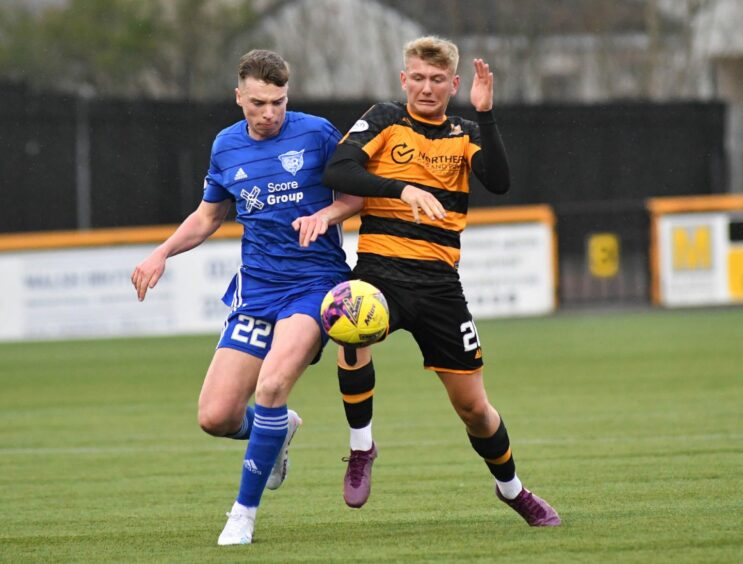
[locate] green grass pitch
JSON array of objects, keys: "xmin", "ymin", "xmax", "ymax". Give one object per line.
[{"xmin": 1, "ymin": 308, "xmax": 742, "ymax": 563}]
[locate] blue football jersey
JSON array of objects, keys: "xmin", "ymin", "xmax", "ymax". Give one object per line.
[{"xmin": 203, "ymin": 111, "xmax": 350, "ymax": 284}]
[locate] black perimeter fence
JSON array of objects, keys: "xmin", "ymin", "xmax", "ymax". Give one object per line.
[{"xmin": 0, "ymin": 81, "xmax": 727, "ymax": 307}]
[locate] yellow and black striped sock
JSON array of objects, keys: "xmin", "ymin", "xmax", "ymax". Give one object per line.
[
  {"xmin": 468, "ymin": 419, "xmax": 516, "ymax": 482},
  {"xmin": 338, "ymin": 360, "xmax": 375, "ymax": 429}
]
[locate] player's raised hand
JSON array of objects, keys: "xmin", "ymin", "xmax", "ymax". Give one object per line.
[
  {"xmin": 400, "ymin": 185, "xmax": 446, "ymax": 223},
  {"xmin": 470, "ymin": 58, "xmax": 494, "ymax": 112},
  {"xmin": 292, "ymin": 213, "xmax": 329, "ymax": 248},
  {"xmin": 131, "ymin": 250, "xmax": 167, "ymax": 302}
]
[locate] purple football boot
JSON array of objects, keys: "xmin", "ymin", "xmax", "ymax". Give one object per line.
[
  {"xmin": 342, "ymin": 443, "xmax": 378, "ymax": 508},
  {"xmin": 496, "ymin": 487, "xmax": 561, "ymax": 526}
]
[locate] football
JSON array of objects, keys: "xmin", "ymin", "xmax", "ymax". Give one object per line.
[{"xmin": 321, "ymin": 280, "xmax": 389, "ymax": 347}]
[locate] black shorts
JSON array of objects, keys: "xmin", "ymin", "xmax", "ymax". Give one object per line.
[{"xmin": 355, "ymin": 272, "xmax": 484, "ymax": 373}]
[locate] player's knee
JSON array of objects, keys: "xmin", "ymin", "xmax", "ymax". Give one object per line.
[
  {"xmin": 255, "ymin": 378, "xmax": 289, "ymax": 406},
  {"xmin": 198, "ymin": 405, "xmax": 238, "ymax": 437},
  {"xmin": 454, "ymin": 398, "xmax": 491, "ymax": 429}
]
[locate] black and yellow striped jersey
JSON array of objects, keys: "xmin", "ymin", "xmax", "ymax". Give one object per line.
[{"xmin": 325, "ymin": 101, "xmax": 510, "ymax": 284}]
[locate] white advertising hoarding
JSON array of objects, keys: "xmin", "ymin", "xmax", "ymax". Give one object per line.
[
  {"xmin": 658, "ymin": 213, "xmax": 730, "ymax": 306},
  {"xmin": 0, "ymin": 242, "xmax": 240, "ymax": 341},
  {"xmin": 0, "ymin": 222, "xmax": 554, "ymax": 342},
  {"xmin": 459, "ymin": 223, "xmax": 554, "ymax": 317}
]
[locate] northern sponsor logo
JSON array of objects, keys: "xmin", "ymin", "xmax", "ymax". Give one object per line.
[
  {"xmin": 391, "ymin": 143, "xmax": 415, "ymax": 164},
  {"xmin": 418, "ymin": 152, "xmax": 465, "ymax": 165},
  {"xmin": 418, "ymin": 151, "xmax": 465, "ymax": 171}
]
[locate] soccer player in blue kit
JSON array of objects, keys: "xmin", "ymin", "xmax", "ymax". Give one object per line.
[{"xmin": 131, "ymin": 50, "xmax": 360, "ymax": 545}]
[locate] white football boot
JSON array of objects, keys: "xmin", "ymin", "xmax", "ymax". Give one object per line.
[
  {"xmin": 217, "ymin": 502, "xmax": 256, "ymax": 545},
  {"xmin": 266, "ymin": 409, "xmax": 302, "ymax": 490}
]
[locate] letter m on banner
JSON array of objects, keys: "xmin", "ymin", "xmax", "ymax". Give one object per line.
[{"xmin": 672, "ymin": 226, "xmax": 712, "ymax": 270}]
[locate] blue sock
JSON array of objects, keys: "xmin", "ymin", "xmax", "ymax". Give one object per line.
[
  {"xmin": 236, "ymin": 404, "xmax": 288, "ymax": 508},
  {"xmin": 226, "ymin": 405, "xmax": 254, "ymax": 440}
]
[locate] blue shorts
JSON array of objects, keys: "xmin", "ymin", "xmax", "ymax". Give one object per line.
[{"xmin": 216, "ymin": 273, "xmax": 344, "ymax": 362}]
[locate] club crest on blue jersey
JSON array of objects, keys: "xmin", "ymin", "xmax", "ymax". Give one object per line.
[
  {"xmin": 240, "ymin": 186, "xmax": 264, "ymax": 213},
  {"xmin": 278, "ymin": 149, "xmax": 304, "ymax": 176}
]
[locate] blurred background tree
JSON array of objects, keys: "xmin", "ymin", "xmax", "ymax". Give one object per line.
[
  {"xmin": 1, "ymin": 0, "xmax": 740, "ymax": 104},
  {"xmin": 0, "ymin": 0, "xmax": 258, "ymax": 99}
]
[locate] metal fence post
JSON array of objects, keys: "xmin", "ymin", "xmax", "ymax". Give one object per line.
[{"xmin": 75, "ymin": 85, "xmax": 95, "ymax": 230}]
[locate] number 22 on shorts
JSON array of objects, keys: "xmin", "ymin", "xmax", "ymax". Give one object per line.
[{"xmin": 231, "ymin": 314, "xmax": 272, "ymax": 348}]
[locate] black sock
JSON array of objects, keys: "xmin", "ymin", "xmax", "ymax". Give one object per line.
[
  {"xmin": 338, "ymin": 361, "xmax": 375, "ymax": 428},
  {"xmin": 467, "ymin": 419, "xmax": 516, "ymax": 482}
]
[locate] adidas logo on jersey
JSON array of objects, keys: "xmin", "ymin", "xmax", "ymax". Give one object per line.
[{"xmin": 234, "ymin": 167, "xmax": 248, "ymax": 181}]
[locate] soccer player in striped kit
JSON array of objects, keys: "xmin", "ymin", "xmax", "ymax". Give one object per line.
[
  {"xmin": 132, "ymin": 50, "xmax": 360, "ymax": 545},
  {"xmin": 298, "ymin": 36, "xmax": 560, "ymax": 526}
]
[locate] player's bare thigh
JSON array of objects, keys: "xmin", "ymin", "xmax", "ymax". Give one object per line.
[
  {"xmin": 437, "ymin": 369, "xmax": 500, "ymax": 437},
  {"xmin": 198, "ymin": 347, "xmax": 262, "ymax": 436},
  {"xmin": 255, "ymin": 313, "xmax": 322, "ymax": 407}
]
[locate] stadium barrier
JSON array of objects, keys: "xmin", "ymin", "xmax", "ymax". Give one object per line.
[
  {"xmin": 647, "ymin": 194, "xmax": 743, "ymax": 307},
  {"xmin": 0, "ymin": 206, "xmax": 556, "ymax": 342}
]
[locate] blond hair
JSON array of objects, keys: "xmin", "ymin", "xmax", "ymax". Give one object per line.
[{"xmin": 403, "ymin": 36, "xmax": 459, "ymax": 73}]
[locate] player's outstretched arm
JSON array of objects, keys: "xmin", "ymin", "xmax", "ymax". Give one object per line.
[
  {"xmin": 469, "ymin": 57, "xmax": 511, "ymax": 194},
  {"xmin": 131, "ymin": 200, "xmax": 231, "ymax": 301},
  {"xmin": 292, "ymin": 194, "xmax": 364, "ymax": 248}
]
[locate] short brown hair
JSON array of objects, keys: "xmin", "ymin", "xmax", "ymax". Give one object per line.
[
  {"xmin": 403, "ymin": 36, "xmax": 459, "ymax": 73},
  {"xmin": 238, "ymin": 50, "xmax": 290, "ymax": 86}
]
